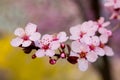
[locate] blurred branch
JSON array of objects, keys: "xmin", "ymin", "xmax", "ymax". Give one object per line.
[{"xmin": 112, "ymin": 23, "xmax": 120, "ymax": 32}]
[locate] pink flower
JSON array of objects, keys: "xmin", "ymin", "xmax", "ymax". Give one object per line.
[
  {"xmin": 35, "ymin": 34, "xmax": 60, "ymax": 57},
  {"xmin": 104, "ymin": 0, "xmax": 120, "ymax": 19},
  {"xmin": 11, "ymin": 23, "xmax": 41, "ymax": 47},
  {"xmin": 97, "ymin": 17, "xmax": 112, "ymax": 44},
  {"xmin": 70, "ymin": 41, "xmax": 98, "ymax": 71},
  {"xmin": 35, "ymin": 32, "xmax": 68, "ymax": 58},
  {"xmin": 104, "ymin": 0, "xmax": 120, "ymax": 9},
  {"xmin": 70, "ymin": 21, "xmax": 98, "ymax": 40}
]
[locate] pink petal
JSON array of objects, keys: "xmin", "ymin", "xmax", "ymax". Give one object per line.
[
  {"xmin": 45, "ymin": 50, "xmax": 55, "ymax": 57},
  {"xmin": 35, "ymin": 49, "xmax": 45, "ymax": 57},
  {"xmin": 57, "ymin": 32, "xmax": 68, "ymax": 42},
  {"xmin": 22, "ymin": 40, "xmax": 32, "ymax": 47},
  {"xmin": 50, "ymin": 41, "xmax": 60, "ymax": 50},
  {"xmin": 94, "ymin": 47, "xmax": 105, "ymax": 56},
  {"xmin": 78, "ymin": 59, "xmax": 88, "ymax": 71},
  {"xmin": 102, "ymin": 21, "xmax": 110, "ymax": 27},
  {"xmin": 86, "ymin": 51, "xmax": 98, "ymax": 62},
  {"xmin": 91, "ymin": 36, "xmax": 100, "ymax": 46},
  {"xmin": 104, "ymin": 46, "xmax": 114, "ymax": 56},
  {"xmin": 99, "ymin": 34, "xmax": 108, "ymax": 44},
  {"xmin": 29, "ymin": 32, "xmax": 41, "ymax": 41},
  {"xmin": 98, "ymin": 17, "xmax": 104, "ymax": 24},
  {"xmin": 70, "ymin": 51, "xmax": 79, "ymax": 57},
  {"xmin": 11, "ymin": 37, "xmax": 23, "ymax": 47},
  {"xmin": 70, "ymin": 35, "xmax": 80, "ymax": 40},
  {"xmin": 41, "ymin": 34, "xmax": 53, "ymax": 44},
  {"xmin": 81, "ymin": 35, "xmax": 92, "ymax": 45},
  {"xmin": 14, "ymin": 28, "xmax": 25, "ymax": 37},
  {"xmin": 70, "ymin": 25, "xmax": 80, "ymax": 35},
  {"xmin": 25, "ymin": 23, "xmax": 37, "ymax": 35},
  {"xmin": 71, "ymin": 41, "xmax": 82, "ymax": 53},
  {"xmin": 98, "ymin": 27, "xmax": 107, "ymax": 34},
  {"xmin": 104, "ymin": 2, "xmax": 114, "ymax": 7}
]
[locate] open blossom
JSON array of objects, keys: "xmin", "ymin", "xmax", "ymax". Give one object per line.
[
  {"xmin": 69, "ymin": 18, "xmax": 114, "ymax": 71},
  {"xmin": 70, "ymin": 21, "xmax": 98, "ymax": 40},
  {"xmin": 70, "ymin": 41, "xmax": 98, "ymax": 71},
  {"xmin": 11, "ymin": 23, "xmax": 41, "ymax": 47},
  {"xmin": 35, "ymin": 32, "xmax": 68, "ymax": 58},
  {"xmin": 104, "ymin": 0, "xmax": 120, "ymax": 19}
]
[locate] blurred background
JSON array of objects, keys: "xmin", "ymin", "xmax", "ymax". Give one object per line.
[{"xmin": 0, "ymin": 0, "xmax": 120, "ymax": 80}]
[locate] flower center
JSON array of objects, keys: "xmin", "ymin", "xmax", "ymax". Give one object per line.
[
  {"xmin": 42, "ymin": 44, "xmax": 49, "ymax": 50},
  {"xmin": 79, "ymin": 52, "xmax": 87, "ymax": 58},
  {"xmin": 99, "ymin": 43, "xmax": 105, "ymax": 48},
  {"xmin": 89, "ymin": 45, "xmax": 95, "ymax": 50},
  {"xmin": 22, "ymin": 35, "xmax": 29, "ymax": 40}
]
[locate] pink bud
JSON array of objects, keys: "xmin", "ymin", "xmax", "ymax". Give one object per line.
[
  {"xmin": 60, "ymin": 52, "xmax": 66, "ymax": 59},
  {"xmin": 49, "ymin": 59, "xmax": 56, "ymax": 65},
  {"xmin": 32, "ymin": 54, "xmax": 36, "ymax": 59},
  {"xmin": 61, "ymin": 43, "xmax": 65, "ymax": 49}
]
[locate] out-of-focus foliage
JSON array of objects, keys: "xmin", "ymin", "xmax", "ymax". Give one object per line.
[{"xmin": 0, "ymin": 35, "xmax": 101, "ymax": 80}]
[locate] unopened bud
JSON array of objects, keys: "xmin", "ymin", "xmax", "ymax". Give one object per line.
[
  {"xmin": 61, "ymin": 43, "xmax": 65, "ymax": 49},
  {"xmin": 60, "ymin": 52, "xmax": 66, "ymax": 59},
  {"xmin": 32, "ymin": 54, "xmax": 36, "ymax": 59},
  {"xmin": 49, "ymin": 59, "xmax": 56, "ymax": 65}
]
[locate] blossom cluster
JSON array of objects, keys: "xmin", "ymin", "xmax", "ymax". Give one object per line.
[
  {"xmin": 11, "ymin": 17, "xmax": 114, "ymax": 71},
  {"xmin": 104, "ymin": 0, "xmax": 120, "ymax": 19}
]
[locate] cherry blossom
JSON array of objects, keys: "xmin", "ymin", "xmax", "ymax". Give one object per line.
[
  {"xmin": 35, "ymin": 32, "xmax": 68, "ymax": 58},
  {"xmin": 70, "ymin": 21, "xmax": 98, "ymax": 40},
  {"xmin": 35, "ymin": 34, "xmax": 60, "ymax": 57},
  {"xmin": 11, "ymin": 23, "xmax": 41, "ymax": 47},
  {"xmin": 104, "ymin": 0, "xmax": 120, "ymax": 19},
  {"xmin": 70, "ymin": 41, "xmax": 98, "ymax": 71},
  {"xmin": 10, "ymin": 16, "xmax": 114, "ymax": 71}
]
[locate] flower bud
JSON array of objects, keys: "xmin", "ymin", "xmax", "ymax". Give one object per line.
[
  {"xmin": 60, "ymin": 52, "xmax": 66, "ymax": 59},
  {"xmin": 49, "ymin": 59, "xmax": 56, "ymax": 65},
  {"xmin": 61, "ymin": 43, "xmax": 65, "ymax": 49},
  {"xmin": 32, "ymin": 54, "xmax": 36, "ymax": 59}
]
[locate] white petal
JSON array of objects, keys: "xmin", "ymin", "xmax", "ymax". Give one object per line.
[
  {"xmin": 11, "ymin": 37, "xmax": 23, "ymax": 47},
  {"xmin": 25, "ymin": 23, "xmax": 37, "ymax": 35},
  {"xmin": 81, "ymin": 35, "xmax": 92, "ymax": 45},
  {"xmin": 35, "ymin": 49, "xmax": 45, "ymax": 57},
  {"xmin": 70, "ymin": 35, "xmax": 80, "ymax": 40},
  {"xmin": 69, "ymin": 51, "xmax": 79, "ymax": 57},
  {"xmin": 70, "ymin": 25, "xmax": 80, "ymax": 35},
  {"xmin": 45, "ymin": 50, "xmax": 55, "ymax": 57},
  {"xmin": 94, "ymin": 47, "xmax": 105, "ymax": 56},
  {"xmin": 57, "ymin": 32, "xmax": 68, "ymax": 42},
  {"xmin": 71, "ymin": 41, "xmax": 81, "ymax": 53},
  {"xmin": 34, "ymin": 40, "xmax": 41, "ymax": 47},
  {"xmin": 29, "ymin": 32, "xmax": 41, "ymax": 41},
  {"xmin": 104, "ymin": 2, "xmax": 114, "ymax": 7},
  {"xmin": 22, "ymin": 40, "xmax": 32, "ymax": 47},
  {"xmin": 104, "ymin": 46, "xmax": 114, "ymax": 56},
  {"xmin": 41, "ymin": 34, "xmax": 53, "ymax": 44},
  {"xmin": 78, "ymin": 59, "xmax": 88, "ymax": 71},
  {"xmin": 91, "ymin": 36, "xmax": 100, "ymax": 46},
  {"xmin": 14, "ymin": 28, "xmax": 25, "ymax": 37},
  {"xmin": 99, "ymin": 34, "xmax": 108, "ymax": 44},
  {"xmin": 50, "ymin": 41, "xmax": 60, "ymax": 50},
  {"xmin": 86, "ymin": 51, "xmax": 98, "ymax": 62}
]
